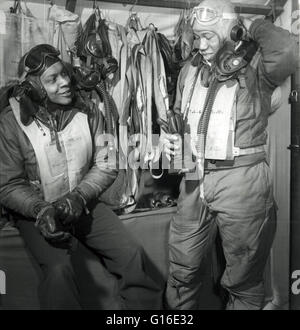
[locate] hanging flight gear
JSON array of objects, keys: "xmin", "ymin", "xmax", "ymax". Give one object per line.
[
  {"xmin": 72, "ymin": 64, "xmax": 118, "ymax": 150},
  {"xmin": 157, "ymin": 109, "xmax": 184, "ymax": 136},
  {"xmin": 157, "ymin": 33, "xmax": 180, "ymax": 110},
  {"xmin": 181, "ymin": 18, "xmax": 194, "ymax": 61},
  {"xmin": 0, "ymin": 0, "xmax": 54, "ymax": 86},
  {"xmin": 75, "ymin": 6, "xmax": 118, "ymax": 76},
  {"xmin": 157, "ymin": 33, "xmax": 178, "ymax": 76},
  {"xmin": 74, "ymin": 7, "xmax": 120, "ymax": 152},
  {"xmin": 133, "ymin": 24, "xmax": 169, "ymax": 168},
  {"xmin": 125, "ymin": 11, "xmax": 143, "ymax": 32},
  {"xmin": 48, "ymin": 5, "xmax": 81, "ymax": 63},
  {"xmin": 151, "ymin": 26, "xmax": 169, "ymax": 124},
  {"xmin": 75, "ymin": 7, "xmax": 100, "ymax": 59},
  {"xmin": 173, "ymin": 9, "xmax": 192, "ymax": 63},
  {"xmin": 73, "ymin": 12, "xmax": 172, "ymax": 213}
]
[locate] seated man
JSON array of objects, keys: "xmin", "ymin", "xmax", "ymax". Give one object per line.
[{"xmin": 0, "ymin": 44, "xmax": 163, "ymax": 310}]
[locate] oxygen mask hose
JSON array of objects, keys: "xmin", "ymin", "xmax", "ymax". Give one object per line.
[
  {"xmin": 96, "ymin": 80, "xmax": 115, "ymax": 152},
  {"xmin": 196, "ymin": 77, "xmax": 220, "ymax": 157}
]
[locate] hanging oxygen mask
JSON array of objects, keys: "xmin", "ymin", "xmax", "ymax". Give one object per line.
[
  {"xmin": 70, "ymin": 11, "xmax": 119, "ymax": 152},
  {"xmin": 72, "ymin": 38, "xmax": 118, "ymax": 90},
  {"xmin": 71, "ymin": 44, "xmax": 118, "ymax": 93},
  {"xmin": 72, "ymin": 7, "xmax": 118, "ymax": 90},
  {"xmin": 70, "ymin": 51, "xmax": 118, "ymax": 153}
]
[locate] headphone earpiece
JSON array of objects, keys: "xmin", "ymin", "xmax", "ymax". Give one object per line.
[
  {"xmin": 230, "ymin": 25, "xmax": 244, "ymax": 42},
  {"xmin": 19, "ymin": 78, "xmax": 48, "ymax": 104},
  {"xmin": 230, "ymin": 19, "xmax": 247, "ymax": 42}
]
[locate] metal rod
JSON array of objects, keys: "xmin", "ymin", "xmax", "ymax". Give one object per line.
[
  {"xmin": 290, "ymin": 0, "xmax": 300, "ymax": 311},
  {"xmin": 86, "ymin": 0, "xmax": 284, "ymax": 16}
]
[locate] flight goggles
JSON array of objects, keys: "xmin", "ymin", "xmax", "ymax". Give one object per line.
[
  {"xmin": 23, "ymin": 44, "xmax": 61, "ymax": 76},
  {"xmin": 190, "ymin": 5, "xmax": 236, "ymax": 26}
]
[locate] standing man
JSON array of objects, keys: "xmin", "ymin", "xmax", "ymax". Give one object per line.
[
  {"xmin": 0, "ymin": 44, "xmax": 163, "ymax": 310},
  {"xmin": 163, "ymin": 0, "xmax": 297, "ymax": 310}
]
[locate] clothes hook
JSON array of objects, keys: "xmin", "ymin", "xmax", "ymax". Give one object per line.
[
  {"xmin": 129, "ymin": 0, "xmax": 139, "ymax": 14},
  {"xmin": 187, "ymin": 0, "xmax": 191, "ymax": 10},
  {"xmin": 237, "ymin": 4, "xmax": 242, "ymax": 16},
  {"xmin": 93, "ymin": 0, "xmax": 99, "ymax": 10},
  {"xmin": 184, "ymin": 0, "xmax": 192, "ymax": 20},
  {"xmin": 270, "ymin": 0, "xmax": 276, "ymax": 22},
  {"xmin": 265, "ymin": 0, "xmax": 276, "ymax": 23},
  {"xmin": 10, "ymin": 0, "xmax": 20, "ymax": 13},
  {"xmin": 93, "ymin": 0, "xmax": 102, "ymax": 20}
]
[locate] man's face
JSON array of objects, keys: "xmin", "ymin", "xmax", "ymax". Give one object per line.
[
  {"xmin": 40, "ymin": 61, "xmax": 73, "ymax": 105},
  {"xmin": 193, "ymin": 26, "xmax": 221, "ymax": 62}
]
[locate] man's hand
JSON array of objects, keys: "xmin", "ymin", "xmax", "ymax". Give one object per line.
[
  {"xmin": 157, "ymin": 109, "xmax": 184, "ymax": 162},
  {"xmin": 53, "ymin": 191, "xmax": 86, "ymax": 226},
  {"xmin": 35, "ymin": 206, "xmax": 72, "ymax": 243},
  {"xmin": 161, "ymin": 133, "xmax": 181, "ymax": 161}
]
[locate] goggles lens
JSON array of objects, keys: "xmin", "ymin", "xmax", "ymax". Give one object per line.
[
  {"xmin": 190, "ymin": 6, "xmax": 236, "ymax": 26},
  {"xmin": 191, "ymin": 6, "xmax": 219, "ymax": 26},
  {"xmin": 194, "ymin": 7, "xmax": 218, "ymax": 22},
  {"xmin": 24, "ymin": 44, "xmax": 60, "ymax": 75}
]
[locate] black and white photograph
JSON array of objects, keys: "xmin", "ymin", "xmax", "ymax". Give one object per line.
[{"xmin": 0, "ymin": 0, "xmax": 299, "ymax": 315}]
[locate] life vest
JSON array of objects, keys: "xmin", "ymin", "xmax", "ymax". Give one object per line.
[
  {"xmin": 9, "ymin": 97, "xmax": 93, "ymax": 203},
  {"xmin": 182, "ymin": 65, "xmax": 239, "ymax": 161}
]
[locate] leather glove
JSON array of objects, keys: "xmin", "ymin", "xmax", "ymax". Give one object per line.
[
  {"xmin": 53, "ymin": 191, "xmax": 86, "ymax": 226},
  {"xmin": 35, "ymin": 206, "xmax": 72, "ymax": 244}
]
